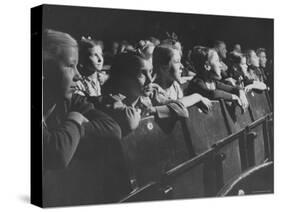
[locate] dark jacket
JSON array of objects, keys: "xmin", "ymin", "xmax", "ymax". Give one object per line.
[
  {"xmin": 246, "ymin": 65, "xmax": 265, "ymax": 83},
  {"xmin": 88, "ymin": 90, "xmax": 188, "ymax": 136},
  {"xmin": 43, "ymin": 94, "xmax": 121, "ymax": 170},
  {"xmin": 186, "ymin": 76, "xmax": 241, "ymax": 100},
  {"xmin": 42, "ymin": 94, "xmax": 130, "ymax": 206}
]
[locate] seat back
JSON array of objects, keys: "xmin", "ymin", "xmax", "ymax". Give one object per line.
[
  {"xmin": 185, "ymin": 101, "xmax": 231, "ymax": 154},
  {"xmin": 121, "ymin": 116, "xmax": 191, "ymax": 187},
  {"xmin": 217, "ymin": 161, "xmax": 273, "ymax": 196},
  {"xmin": 247, "ymin": 90, "xmax": 271, "ymax": 120}
]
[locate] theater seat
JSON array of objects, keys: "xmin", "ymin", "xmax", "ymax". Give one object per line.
[
  {"xmin": 217, "ymin": 161, "xmax": 273, "ymax": 196},
  {"xmin": 223, "ymin": 101, "xmax": 253, "ymax": 130},
  {"xmin": 247, "ymin": 90, "xmax": 271, "ymax": 120},
  {"xmin": 245, "ymin": 90, "xmax": 272, "ymax": 166},
  {"xmin": 120, "ymin": 91, "xmax": 273, "ymax": 201},
  {"xmin": 185, "ymin": 101, "xmax": 231, "ymax": 154},
  {"xmin": 121, "ymin": 116, "xmax": 192, "ymax": 188}
]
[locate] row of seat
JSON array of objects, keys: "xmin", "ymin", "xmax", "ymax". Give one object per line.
[{"xmin": 120, "ymin": 90, "xmax": 273, "ymax": 202}]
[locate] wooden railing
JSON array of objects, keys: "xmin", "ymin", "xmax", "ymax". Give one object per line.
[{"xmin": 120, "ymin": 90, "xmax": 273, "ymax": 202}]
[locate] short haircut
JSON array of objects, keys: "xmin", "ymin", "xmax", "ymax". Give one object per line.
[
  {"xmin": 245, "ymin": 49, "xmax": 255, "ymax": 59},
  {"xmin": 103, "ymin": 52, "xmax": 145, "ymax": 93},
  {"xmin": 112, "ymin": 52, "xmax": 145, "ymax": 79},
  {"xmin": 256, "ymin": 48, "xmax": 266, "ymax": 56},
  {"xmin": 79, "ymin": 37, "xmax": 101, "ymax": 64}
]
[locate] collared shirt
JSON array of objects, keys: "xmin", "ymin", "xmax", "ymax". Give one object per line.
[
  {"xmin": 164, "ymin": 81, "xmax": 184, "ymax": 100},
  {"xmin": 82, "ymin": 74, "xmax": 101, "ymax": 97}
]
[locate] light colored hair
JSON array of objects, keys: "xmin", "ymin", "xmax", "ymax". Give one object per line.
[
  {"xmin": 79, "ymin": 37, "xmax": 101, "ymax": 63},
  {"xmin": 43, "ymin": 29, "xmax": 78, "ymax": 62},
  {"xmin": 256, "ymin": 48, "xmax": 266, "ymax": 56}
]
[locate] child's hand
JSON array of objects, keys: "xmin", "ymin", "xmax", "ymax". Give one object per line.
[
  {"xmin": 201, "ymin": 97, "xmax": 212, "ymax": 111},
  {"xmin": 232, "ymin": 94, "xmax": 242, "ymax": 106},
  {"xmin": 244, "ymin": 84, "xmax": 253, "ymax": 93}
]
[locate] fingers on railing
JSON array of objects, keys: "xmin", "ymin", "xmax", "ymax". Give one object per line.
[{"xmin": 120, "ymin": 90, "xmax": 273, "ymax": 201}]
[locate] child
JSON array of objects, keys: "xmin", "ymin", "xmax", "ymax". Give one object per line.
[
  {"xmin": 42, "ymin": 29, "xmax": 130, "ymax": 205},
  {"xmin": 78, "ymin": 37, "xmax": 104, "ymax": 96},
  {"xmin": 187, "ymin": 46, "xmax": 248, "ymax": 109},
  {"xmin": 244, "ymin": 49, "xmax": 267, "ymax": 92},
  {"xmin": 152, "ymin": 43, "xmax": 212, "ymax": 111},
  {"xmin": 99, "ymin": 52, "xmax": 189, "ymax": 136},
  {"xmin": 227, "ymin": 52, "xmax": 249, "ymax": 87}
]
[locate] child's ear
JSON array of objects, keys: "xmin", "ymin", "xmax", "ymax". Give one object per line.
[{"xmin": 204, "ymin": 63, "xmax": 211, "ymax": 71}]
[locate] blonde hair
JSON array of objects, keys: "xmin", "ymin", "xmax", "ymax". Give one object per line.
[{"xmin": 43, "ymin": 29, "xmax": 78, "ymax": 62}]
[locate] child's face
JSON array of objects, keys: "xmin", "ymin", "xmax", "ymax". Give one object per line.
[
  {"xmin": 126, "ymin": 58, "xmax": 153, "ymax": 98},
  {"xmin": 240, "ymin": 56, "xmax": 248, "ymax": 73},
  {"xmin": 208, "ymin": 50, "xmax": 222, "ymax": 80},
  {"xmin": 112, "ymin": 42, "xmax": 119, "ymax": 55},
  {"xmin": 217, "ymin": 43, "xmax": 227, "ymax": 59},
  {"xmin": 136, "ymin": 59, "xmax": 154, "ymax": 96},
  {"xmin": 55, "ymin": 46, "xmax": 80, "ymax": 100},
  {"xmin": 258, "ymin": 51, "xmax": 267, "ymax": 68},
  {"xmin": 248, "ymin": 51, "xmax": 259, "ymax": 67},
  {"xmin": 234, "ymin": 44, "xmax": 241, "ymax": 53},
  {"xmin": 88, "ymin": 45, "xmax": 104, "ymax": 72},
  {"xmin": 169, "ymin": 49, "xmax": 183, "ymax": 84}
]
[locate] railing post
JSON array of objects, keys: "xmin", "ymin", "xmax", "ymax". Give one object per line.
[
  {"xmin": 263, "ymin": 115, "xmax": 272, "ymax": 161},
  {"xmin": 215, "ymin": 152, "xmax": 226, "ymax": 192},
  {"xmin": 239, "ymin": 129, "xmax": 249, "ymax": 171},
  {"xmin": 246, "ymin": 129, "xmax": 257, "ymax": 167}
]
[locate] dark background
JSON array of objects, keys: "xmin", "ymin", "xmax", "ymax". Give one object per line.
[{"xmin": 42, "ymin": 4, "xmax": 273, "ymax": 57}]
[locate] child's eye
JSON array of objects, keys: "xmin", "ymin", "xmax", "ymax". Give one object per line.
[
  {"xmin": 67, "ymin": 64, "xmax": 75, "ymax": 68},
  {"xmin": 137, "ymin": 73, "xmax": 145, "ymax": 79}
]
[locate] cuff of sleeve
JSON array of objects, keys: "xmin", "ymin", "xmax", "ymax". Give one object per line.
[{"xmin": 155, "ymin": 105, "xmax": 171, "ymax": 119}]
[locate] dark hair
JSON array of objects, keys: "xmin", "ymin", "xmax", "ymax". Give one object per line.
[
  {"xmin": 228, "ymin": 52, "xmax": 245, "ymax": 65},
  {"xmin": 190, "ymin": 46, "xmax": 209, "ymax": 76},
  {"xmin": 228, "ymin": 52, "xmax": 246, "ymax": 79},
  {"xmin": 103, "ymin": 52, "xmax": 145, "ymax": 94},
  {"xmin": 113, "ymin": 52, "xmax": 144, "ymax": 77},
  {"xmin": 152, "ymin": 44, "xmax": 177, "ymax": 74}
]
